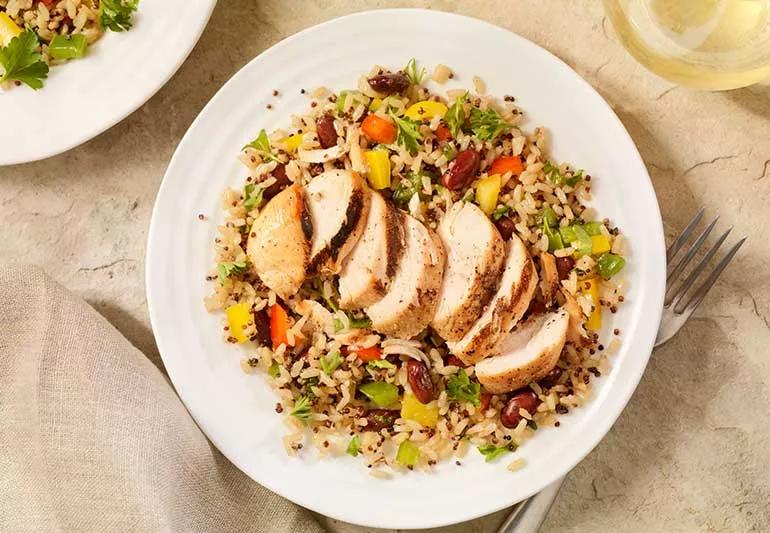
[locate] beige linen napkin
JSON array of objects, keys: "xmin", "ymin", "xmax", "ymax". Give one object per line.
[{"xmin": 0, "ymin": 265, "xmax": 324, "ymax": 533}]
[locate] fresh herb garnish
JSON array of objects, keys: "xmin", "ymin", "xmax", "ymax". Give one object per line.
[
  {"xmin": 446, "ymin": 369, "xmax": 481, "ymax": 406},
  {"xmin": 444, "ymin": 94, "xmax": 467, "ymax": 138},
  {"xmin": 99, "ymin": 0, "xmax": 139, "ymax": 32},
  {"xmin": 491, "ymin": 205, "xmax": 512, "ymax": 221},
  {"xmin": 389, "ymin": 112, "xmax": 423, "ymax": 155},
  {"xmin": 403, "ymin": 58, "xmax": 426, "ymax": 85},
  {"xmin": 0, "ymin": 29, "xmax": 49, "ymax": 90},
  {"xmin": 469, "ymin": 106, "xmax": 511, "ymax": 141},
  {"xmin": 244, "ymin": 129, "xmax": 281, "ymax": 163},
  {"xmin": 321, "ymin": 351, "xmax": 342, "ymax": 375},
  {"xmin": 346, "ymin": 435, "xmax": 361, "ymax": 457},
  {"xmin": 243, "ymin": 183, "xmax": 264, "ymax": 211},
  {"xmin": 216, "ymin": 260, "xmax": 248, "ymax": 285},
  {"xmin": 478, "ymin": 443, "xmax": 516, "ymax": 462},
  {"xmin": 367, "ymin": 359, "xmax": 396, "ymax": 371},
  {"xmin": 290, "ymin": 395, "xmax": 312, "ymax": 423},
  {"xmin": 543, "ymin": 161, "xmax": 584, "ymax": 187},
  {"xmin": 268, "ymin": 361, "xmax": 281, "ymax": 378},
  {"xmin": 349, "ymin": 316, "xmax": 372, "ymax": 329}
]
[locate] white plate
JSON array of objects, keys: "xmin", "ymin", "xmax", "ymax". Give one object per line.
[
  {"xmin": 147, "ymin": 9, "xmax": 666, "ymax": 529},
  {"xmin": 0, "ymin": 0, "xmax": 217, "ymax": 166}
]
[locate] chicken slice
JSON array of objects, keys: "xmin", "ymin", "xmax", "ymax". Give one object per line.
[
  {"xmin": 476, "ymin": 308, "xmax": 569, "ymax": 394},
  {"xmin": 365, "ymin": 212, "xmax": 445, "ymax": 339},
  {"xmin": 431, "ymin": 202, "xmax": 505, "ymax": 341},
  {"xmin": 246, "ymin": 184, "xmax": 312, "ymax": 299},
  {"xmin": 338, "ymin": 192, "xmax": 405, "ymax": 309},
  {"xmin": 447, "ymin": 233, "xmax": 539, "ymax": 365},
  {"xmin": 305, "ymin": 170, "xmax": 371, "ymax": 276}
]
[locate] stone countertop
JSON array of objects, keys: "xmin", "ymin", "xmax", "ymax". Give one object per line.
[{"xmin": 2, "ymin": 1, "xmax": 769, "ymax": 531}]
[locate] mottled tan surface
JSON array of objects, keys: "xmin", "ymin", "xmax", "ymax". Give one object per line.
[{"xmin": 2, "ymin": 1, "xmax": 769, "ymax": 532}]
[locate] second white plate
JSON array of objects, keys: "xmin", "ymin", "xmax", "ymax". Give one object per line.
[{"xmin": 147, "ymin": 9, "xmax": 665, "ymax": 529}]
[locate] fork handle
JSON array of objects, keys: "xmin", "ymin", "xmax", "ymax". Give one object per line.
[{"xmin": 496, "ymin": 477, "xmax": 565, "ymax": 533}]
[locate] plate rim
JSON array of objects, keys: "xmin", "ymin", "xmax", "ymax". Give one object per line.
[
  {"xmin": 0, "ymin": 0, "xmax": 218, "ymax": 166},
  {"xmin": 147, "ymin": 8, "xmax": 666, "ymax": 528}
]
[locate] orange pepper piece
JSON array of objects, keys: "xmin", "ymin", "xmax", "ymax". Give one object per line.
[
  {"xmin": 361, "ymin": 114, "xmax": 397, "ymax": 144},
  {"xmin": 488, "ymin": 156, "xmax": 524, "ymax": 177}
]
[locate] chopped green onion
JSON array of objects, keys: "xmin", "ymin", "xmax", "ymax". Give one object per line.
[
  {"xmin": 492, "ymin": 205, "xmax": 513, "ymax": 221},
  {"xmin": 48, "ymin": 34, "xmax": 87, "ymax": 60},
  {"xmin": 321, "ymin": 351, "xmax": 342, "ymax": 375},
  {"xmin": 543, "ymin": 221, "xmax": 564, "ymax": 252},
  {"xmin": 583, "ymin": 221, "xmax": 604, "ymax": 236},
  {"xmin": 268, "ymin": 361, "xmax": 280, "ymax": 378},
  {"xmin": 346, "ymin": 435, "xmax": 361, "ymax": 457},
  {"xmin": 597, "ymin": 253, "xmax": 626, "ymax": 279},
  {"xmin": 359, "ymin": 381, "xmax": 399, "ymax": 407},
  {"xmin": 396, "ymin": 439, "xmax": 420, "ymax": 467},
  {"xmin": 348, "ymin": 316, "xmax": 372, "ymax": 329},
  {"xmin": 478, "ymin": 443, "xmax": 515, "ymax": 462},
  {"xmin": 537, "ymin": 206, "xmax": 559, "ymax": 227},
  {"xmin": 442, "ymin": 143, "xmax": 457, "ymax": 162},
  {"xmin": 367, "ymin": 359, "xmax": 396, "ymax": 371}
]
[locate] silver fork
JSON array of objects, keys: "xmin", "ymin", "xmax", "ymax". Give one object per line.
[{"xmin": 497, "ymin": 209, "xmax": 746, "ymax": 533}]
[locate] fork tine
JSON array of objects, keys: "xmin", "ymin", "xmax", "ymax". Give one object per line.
[
  {"xmin": 667, "ymin": 208, "xmax": 705, "ymax": 263},
  {"xmin": 667, "ymin": 216, "xmax": 719, "ymax": 285},
  {"xmin": 675, "ymin": 236, "xmax": 747, "ymax": 314},
  {"xmin": 666, "ymin": 227, "xmax": 732, "ymax": 307}
]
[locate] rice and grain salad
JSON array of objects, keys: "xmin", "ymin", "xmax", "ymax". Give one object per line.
[
  {"xmin": 0, "ymin": 0, "xmax": 138, "ymax": 89},
  {"xmin": 204, "ymin": 60, "xmax": 629, "ymax": 474}
]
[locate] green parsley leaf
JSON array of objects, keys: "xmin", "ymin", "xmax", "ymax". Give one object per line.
[
  {"xmin": 491, "ymin": 205, "xmax": 512, "ymax": 221},
  {"xmin": 216, "ymin": 260, "xmax": 248, "ymax": 285},
  {"xmin": 446, "ymin": 369, "xmax": 481, "ymax": 406},
  {"xmin": 389, "ymin": 112, "xmax": 423, "ymax": 155},
  {"xmin": 98, "ymin": 0, "xmax": 139, "ymax": 32},
  {"xmin": 320, "ymin": 351, "xmax": 342, "ymax": 375},
  {"xmin": 403, "ymin": 58, "xmax": 426, "ymax": 85},
  {"xmin": 393, "ymin": 172, "xmax": 428, "ymax": 206},
  {"xmin": 243, "ymin": 183, "xmax": 264, "ymax": 212},
  {"xmin": 367, "ymin": 359, "xmax": 396, "ymax": 371},
  {"xmin": 469, "ymin": 106, "xmax": 511, "ymax": 141},
  {"xmin": 291, "ymin": 395, "xmax": 312, "ymax": 423},
  {"xmin": 244, "ymin": 129, "xmax": 281, "ymax": 163},
  {"xmin": 346, "ymin": 435, "xmax": 361, "ymax": 456},
  {"xmin": 0, "ymin": 29, "xmax": 49, "ymax": 90},
  {"xmin": 543, "ymin": 161, "xmax": 584, "ymax": 187},
  {"xmin": 478, "ymin": 443, "xmax": 515, "ymax": 462},
  {"xmin": 444, "ymin": 94, "xmax": 467, "ymax": 138},
  {"xmin": 268, "ymin": 361, "xmax": 281, "ymax": 378}
]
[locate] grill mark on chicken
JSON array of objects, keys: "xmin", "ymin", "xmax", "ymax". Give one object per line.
[{"xmin": 310, "ymin": 186, "xmax": 366, "ymax": 274}]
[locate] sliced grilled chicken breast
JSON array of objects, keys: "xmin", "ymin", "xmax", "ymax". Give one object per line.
[
  {"xmin": 476, "ymin": 308, "xmax": 569, "ymax": 394},
  {"xmin": 246, "ymin": 184, "xmax": 312, "ymax": 299},
  {"xmin": 305, "ymin": 170, "xmax": 371, "ymax": 276},
  {"xmin": 338, "ymin": 192, "xmax": 404, "ymax": 309},
  {"xmin": 365, "ymin": 212, "xmax": 445, "ymax": 338},
  {"xmin": 447, "ymin": 234, "xmax": 538, "ymax": 365},
  {"xmin": 431, "ymin": 202, "xmax": 505, "ymax": 341}
]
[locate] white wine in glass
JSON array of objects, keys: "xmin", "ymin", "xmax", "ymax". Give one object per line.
[{"xmin": 603, "ymin": 0, "xmax": 770, "ymax": 90}]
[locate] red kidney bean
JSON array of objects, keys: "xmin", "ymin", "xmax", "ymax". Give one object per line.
[
  {"xmin": 500, "ymin": 390, "xmax": 539, "ymax": 428},
  {"xmin": 441, "ymin": 149, "xmax": 480, "ymax": 190},
  {"xmin": 253, "ymin": 308, "xmax": 271, "ymax": 346},
  {"xmin": 407, "ymin": 359, "xmax": 434, "ymax": 404},
  {"xmin": 555, "ymin": 256, "xmax": 575, "ymax": 280},
  {"xmin": 494, "ymin": 217, "xmax": 515, "ymax": 240},
  {"xmin": 316, "ymin": 113, "xmax": 338, "ymax": 148},
  {"xmin": 263, "ymin": 164, "xmax": 291, "ymax": 199},
  {"xmin": 364, "ymin": 409, "xmax": 399, "ymax": 431},
  {"xmin": 445, "ymin": 354, "xmax": 467, "ymax": 368},
  {"xmin": 367, "ymin": 72, "xmax": 410, "ymax": 95}
]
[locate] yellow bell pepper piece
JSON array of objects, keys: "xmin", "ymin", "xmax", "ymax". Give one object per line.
[
  {"xmin": 226, "ymin": 303, "xmax": 252, "ymax": 344},
  {"xmin": 282, "ymin": 133, "xmax": 304, "ymax": 153},
  {"xmin": 0, "ymin": 13, "xmax": 22, "ymax": 47},
  {"xmin": 404, "ymin": 101, "xmax": 448, "ymax": 121},
  {"xmin": 582, "ymin": 279, "xmax": 602, "ymax": 331},
  {"xmin": 476, "ymin": 174, "xmax": 502, "ymax": 214},
  {"xmin": 369, "ymin": 97, "xmax": 383, "ymax": 112},
  {"xmin": 591, "ymin": 235, "xmax": 611, "ymax": 255},
  {"xmin": 400, "ymin": 393, "xmax": 439, "ymax": 428},
  {"xmin": 363, "ymin": 149, "xmax": 391, "ymax": 190}
]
